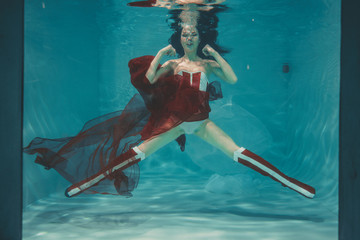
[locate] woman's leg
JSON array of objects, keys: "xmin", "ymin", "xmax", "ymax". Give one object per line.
[
  {"xmin": 65, "ymin": 125, "xmax": 185, "ymax": 197},
  {"xmin": 137, "ymin": 125, "xmax": 185, "ymax": 157},
  {"xmin": 194, "ymin": 119, "xmax": 315, "ymax": 198},
  {"xmin": 194, "ymin": 119, "xmax": 240, "ymax": 158}
]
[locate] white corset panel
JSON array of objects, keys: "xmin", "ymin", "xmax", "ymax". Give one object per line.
[{"xmin": 177, "ymin": 70, "xmax": 209, "ymax": 92}]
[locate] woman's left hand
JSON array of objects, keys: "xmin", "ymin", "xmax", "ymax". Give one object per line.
[{"xmin": 202, "ymin": 44, "xmax": 217, "ymax": 57}]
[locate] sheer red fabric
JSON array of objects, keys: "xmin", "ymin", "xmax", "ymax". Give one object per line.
[{"xmin": 24, "ymin": 55, "xmax": 223, "ymax": 197}]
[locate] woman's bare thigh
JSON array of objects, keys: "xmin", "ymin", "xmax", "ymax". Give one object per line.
[
  {"xmin": 194, "ymin": 119, "xmax": 240, "ymax": 158},
  {"xmin": 137, "ymin": 125, "xmax": 185, "ymax": 157}
]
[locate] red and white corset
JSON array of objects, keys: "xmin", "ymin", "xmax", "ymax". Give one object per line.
[{"xmin": 176, "ymin": 70, "xmax": 209, "ymax": 92}]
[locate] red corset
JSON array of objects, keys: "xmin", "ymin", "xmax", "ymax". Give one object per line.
[{"xmin": 129, "ymin": 55, "xmax": 211, "ymax": 140}]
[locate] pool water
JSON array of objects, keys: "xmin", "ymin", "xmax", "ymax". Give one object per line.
[{"xmin": 23, "ymin": 0, "xmax": 340, "ymax": 239}]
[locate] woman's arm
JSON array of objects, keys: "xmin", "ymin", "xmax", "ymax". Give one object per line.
[
  {"xmin": 146, "ymin": 45, "xmax": 176, "ymax": 84},
  {"xmin": 202, "ymin": 44, "xmax": 238, "ymax": 84}
]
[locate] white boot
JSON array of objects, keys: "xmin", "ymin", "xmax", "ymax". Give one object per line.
[{"xmin": 234, "ymin": 148, "xmax": 315, "ymax": 198}]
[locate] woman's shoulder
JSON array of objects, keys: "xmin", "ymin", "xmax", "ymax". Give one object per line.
[
  {"xmin": 163, "ymin": 59, "xmax": 179, "ymax": 67},
  {"xmin": 202, "ymin": 59, "xmax": 219, "ymax": 74},
  {"xmin": 203, "ymin": 59, "xmax": 217, "ymax": 65}
]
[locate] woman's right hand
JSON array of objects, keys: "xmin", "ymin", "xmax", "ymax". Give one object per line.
[
  {"xmin": 160, "ymin": 45, "xmax": 176, "ymax": 57},
  {"xmin": 146, "ymin": 45, "xmax": 176, "ymax": 84}
]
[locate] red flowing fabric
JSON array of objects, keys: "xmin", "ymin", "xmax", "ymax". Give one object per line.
[{"xmin": 24, "ymin": 55, "xmax": 222, "ymax": 197}]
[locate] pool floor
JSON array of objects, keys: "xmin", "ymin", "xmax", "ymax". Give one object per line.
[{"xmin": 23, "ymin": 173, "xmax": 337, "ymax": 240}]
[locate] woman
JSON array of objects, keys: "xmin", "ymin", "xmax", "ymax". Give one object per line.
[
  {"xmin": 60, "ymin": 21, "xmax": 315, "ymax": 199},
  {"xmin": 24, "ymin": 12, "xmax": 315, "ymax": 199}
]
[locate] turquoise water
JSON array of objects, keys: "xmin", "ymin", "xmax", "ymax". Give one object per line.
[{"xmin": 23, "ymin": 0, "xmax": 339, "ymax": 239}]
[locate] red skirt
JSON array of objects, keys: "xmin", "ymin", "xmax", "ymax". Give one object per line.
[{"xmin": 24, "ymin": 55, "xmax": 223, "ymax": 196}]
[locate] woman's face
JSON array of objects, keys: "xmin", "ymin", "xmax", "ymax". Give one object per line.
[{"xmin": 181, "ymin": 25, "xmax": 200, "ymax": 53}]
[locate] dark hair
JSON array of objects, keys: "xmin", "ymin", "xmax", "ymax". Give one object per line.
[{"xmin": 167, "ymin": 7, "xmax": 229, "ymax": 60}]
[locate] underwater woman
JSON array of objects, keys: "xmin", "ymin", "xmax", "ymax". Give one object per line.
[{"xmin": 24, "ymin": 9, "xmax": 315, "ymax": 199}]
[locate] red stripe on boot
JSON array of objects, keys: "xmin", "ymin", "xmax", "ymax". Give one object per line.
[
  {"xmin": 65, "ymin": 149, "xmax": 140, "ymax": 197},
  {"xmin": 241, "ymin": 149, "xmax": 315, "ymax": 195},
  {"xmin": 237, "ymin": 157, "xmax": 313, "ymax": 198}
]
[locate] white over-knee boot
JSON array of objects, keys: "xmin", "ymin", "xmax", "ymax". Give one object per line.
[
  {"xmin": 65, "ymin": 146, "xmax": 146, "ymax": 197},
  {"xmin": 234, "ymin": 147, "xmax": 315, "ymax": 198}
]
